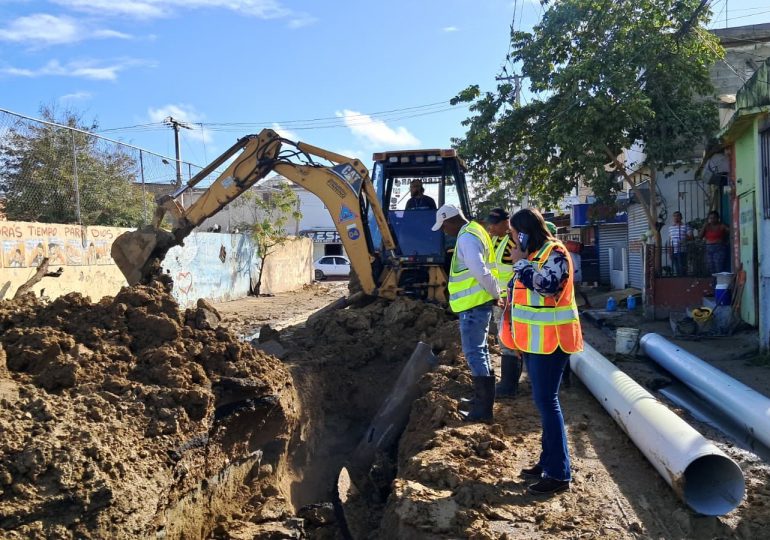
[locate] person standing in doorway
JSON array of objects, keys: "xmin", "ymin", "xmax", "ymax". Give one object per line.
[
  {"xmin": 485, "ymin": 207, "xmax": 523, "ymax": 399},
  {"xmin": 700, "ymin": 211, "xmax": 730, "ymax": 274},
  {"xmin": 500, "ymin": 208, "xmax": 583, "ymax": 496},
  {"xmin": 669, "ymin": 211, "xmax": 692, "ymax": 276},
  {"xmin": 433, "ymin": 204, "xmax": 499, "ymax": 422}
]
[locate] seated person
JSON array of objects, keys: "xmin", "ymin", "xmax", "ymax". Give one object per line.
[{"xmin": 405, "ymin": 179, "xmax": 437, "ymax": 210}]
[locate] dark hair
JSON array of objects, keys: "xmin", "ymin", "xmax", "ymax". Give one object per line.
[
  {"xmin": 709, "ymin": 210, "xmax": 720, "ymax": 219},
  {"xmin": 509, "ymin": 208, "xmax": 555, "ymax": 252}
]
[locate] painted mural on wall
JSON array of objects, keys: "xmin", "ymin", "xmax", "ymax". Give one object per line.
[
  {"xmin": 0, "ymin": 222, "xmax": 119, "ymax": 270},
  {"xmin": 1, "ymin": 221, "xmax": 311, "ymax": 305},
  {"xmin": 0, "ymin": 221, "xmax": 130, "ymax": 301},
  {"xmin": 162, "ymin": 231, "xmax": 258, "ymax": 308}
]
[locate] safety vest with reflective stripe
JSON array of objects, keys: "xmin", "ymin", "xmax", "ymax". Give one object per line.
[
  {"xmin": 502, "ymin": 240, "xmax": 583, "ymax": 354},
  {"xmin": 448, "ymin": 221, "xmax": 496, "ymax": 313},
  {"xmin": 492, "ymin": 235, "xmax": 515, "ymax": 293}
]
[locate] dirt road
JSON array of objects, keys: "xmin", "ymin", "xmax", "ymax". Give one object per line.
[
  {"xmin": 214, "ymin": 286, "xmax": 770, "ymax": 539},
  {"xmin": 214, "ymin": 281, "xmax": 349, "ymax": 337}
]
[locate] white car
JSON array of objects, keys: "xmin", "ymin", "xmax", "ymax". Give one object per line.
[{"xmin": 313, "ymin": 255, "xmax": 351, "ymax": 280}]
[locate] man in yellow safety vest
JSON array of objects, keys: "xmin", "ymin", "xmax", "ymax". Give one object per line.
[
  {"xmin": 432, "ymin": 203, "xmax": 500, "ymax": 422},
  {"xmin": 486, "ymin": 208, "xmax": 523, "ymax": 398}
]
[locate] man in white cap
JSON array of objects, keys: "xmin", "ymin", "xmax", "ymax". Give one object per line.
[{"xmin": 433, "ymin": 204, "xmax": 499, "ymax": 422}]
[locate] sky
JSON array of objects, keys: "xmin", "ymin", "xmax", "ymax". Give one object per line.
[{"xmin": 1, "ymin": 0, "xmax": 770, "ymax": 173}]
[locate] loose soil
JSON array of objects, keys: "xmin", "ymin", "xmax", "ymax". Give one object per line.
[{"xmin": 2, "ymin": 281, "xmax": 769, "ymax": 539}]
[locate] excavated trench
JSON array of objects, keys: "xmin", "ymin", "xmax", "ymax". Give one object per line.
[{"xmin": 0, "ymin": 284, "xmax": 457, "ymax": 539}]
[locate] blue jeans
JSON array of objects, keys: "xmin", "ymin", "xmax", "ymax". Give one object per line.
[
  {"xmin": 673, "ymin": 251, "xmax": 687, "ymax": 276},
  {"xmin": 459, "ymin": 304, "xmax": 493, "ymax": 377},
  {"xmin": 524, "ymin": 349, "xmax": 571, "ymax": 481}
]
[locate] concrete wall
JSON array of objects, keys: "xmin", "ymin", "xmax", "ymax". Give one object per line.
[
  {"xmin": 0, "ymin": 221, "xmax": 131, "ymax": 301},
  {"xmin": 257, "ymin": 237, "xmax": 314, "ymax": 295},
  {"xmin": 0, "ymin": 221, "xmax": 313, "ymax": 306},
  {"xmin": 161, "ymin": 231, "xmax": 259, "ymax": 308}
]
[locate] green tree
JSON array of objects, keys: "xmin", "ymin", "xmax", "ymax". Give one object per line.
[
  {"xmin": 0, "ymin": 105, "xmax": 153, "ymax": 226},
  {"xmin": 452, "ymin": 0, "xmax": 723, "ymax": 251},
  {"xmin": 236, "ymin": 181, "xmax": 302, "ymax": 295}
]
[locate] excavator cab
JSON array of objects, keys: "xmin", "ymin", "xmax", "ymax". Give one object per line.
[{"xmin": 365, "ymin": 150, "xmax": 472, "ymax": 296}]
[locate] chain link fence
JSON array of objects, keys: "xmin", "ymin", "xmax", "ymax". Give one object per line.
[{"xmin": 0, "ymin": 108, "xmax": 206, "ymax": 227}]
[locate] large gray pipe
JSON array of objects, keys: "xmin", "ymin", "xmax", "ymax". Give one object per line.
[
  {"xmin": 341, "ymin": 341, "xmax": 437, "ymax": 495},
  {"xmin": 641, "ymin": 332, "xmax": 770, "ymax": 449},
  {"xmin": 571, "ymin": 343, "xmax": 744, "ymax": 515}
]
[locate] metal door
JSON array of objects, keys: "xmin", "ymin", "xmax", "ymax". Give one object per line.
[{"xmin": 739, "ymin": 191, "xmax": 757, "ymax": 326}]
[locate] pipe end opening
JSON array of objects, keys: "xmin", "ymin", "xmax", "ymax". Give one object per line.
[{"xmin": 683, "ymin": 454, "xmax": 745, "ymax": 516}]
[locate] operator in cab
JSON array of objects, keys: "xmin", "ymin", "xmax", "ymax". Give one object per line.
[
  {"xmin": 432, "ymin": 204, "xmax": 499, "ymax": 423},
  {"xmin": 405, "ymin": 179, "xmax": 437, "ymax": 210}
]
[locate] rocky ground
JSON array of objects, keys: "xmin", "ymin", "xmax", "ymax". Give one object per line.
[{"xmin": 1, "ymin": 281, "xmax": 769, "ymax": 539}]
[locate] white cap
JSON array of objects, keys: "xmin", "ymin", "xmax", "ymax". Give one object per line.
[{"xmin": 431, "ymin": 204, "xmax": 465, "ymax": 231}]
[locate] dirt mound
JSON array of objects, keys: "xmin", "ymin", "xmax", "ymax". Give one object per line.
[{"xmin": 0, "ymin": 284, "xmax": 298, "ymax": 539}]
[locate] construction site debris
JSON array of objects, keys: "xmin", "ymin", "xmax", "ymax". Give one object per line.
[{"xmin": 0, "ymin": 283, "xmax": 297, "ymax": 539}]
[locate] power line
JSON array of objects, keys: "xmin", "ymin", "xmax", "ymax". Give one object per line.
[{"xmin": 94, "ymin": 100, "xmax": 457, "ymax": 133}]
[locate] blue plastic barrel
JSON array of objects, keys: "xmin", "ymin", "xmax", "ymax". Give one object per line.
[
  {"xmin": 606, "ymin": 296, "xmax": 617, "ymax": 312},
  {"xmin": 715, "ymin": 286, "xmax": 731, "ymax": 306},
  {"xmin": 627, "ymin": 295, "xmax": 637, "ymax": 311}
]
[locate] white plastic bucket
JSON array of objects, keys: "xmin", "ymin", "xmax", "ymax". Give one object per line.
[
  {"xmin": 615, "ymin": 327, "xmax": 640, "ymax": 354},
  {"xmin": 713, "ymin": 272, "xmax": 734, "ymax": 288}
]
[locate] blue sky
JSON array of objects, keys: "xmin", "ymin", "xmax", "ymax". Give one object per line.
[{"xmin": 2, "ymin": 0, "xmax": 770, "ymax": 171}]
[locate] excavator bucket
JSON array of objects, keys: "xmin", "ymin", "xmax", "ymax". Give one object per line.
[{"xmin": 111, "ymin": 226, "xmax": 177, "ymax": 286}]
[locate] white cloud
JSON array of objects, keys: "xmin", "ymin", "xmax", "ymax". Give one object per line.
[
  {"xmin": 92, "ymin": 29, "xmax": 132, "ymax": 40},
  {"xmin": 336, "ymin": 109, "xmax": 420, "ymax": 149},
  {"xmin": 52, "ymin": 0, "xmax": 294, "ymax": 20},
  {"xmin": 287, "ymin": 13, "xmax": 318, "ymax": 29},
  {"xmin": 59, "ymin": 91, "xmax": 93, "ymax": 101},
  {"xmin": 443, "ymin": 26, "xmax": 459, "ymax": 32},
  {"xmin": 0, "ymin": 14, "xmax": 79, "ymax": 45},
  {"xmin": 147, "ymin": 104, "xmax": 213, "ymax": 144},
  {"xmin": 0, "ymin": 13, "xmax": 133, "ymax": 46},
  {"xmin": 271, "ymin": 123, "xmax": 298, "ymax": 141},
  {"xmin": 1, "ymin": 59, "xmax": 145, "ymax": 80},
  {"xmin": 334, "ymin": 148, "xmax": 368, "ymax": 163}
]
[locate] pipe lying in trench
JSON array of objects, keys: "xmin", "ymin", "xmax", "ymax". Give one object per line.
[
  {"xmin": 641, "ymin": 332, "xmax": 770, "ymax": 450},
  {"xmin": 337, "ymin": 341, "xmax": 437, "ymax": 538},
  {"xmin": 571, "ymin": 343, "xmax": 745, "ymax": 516}
]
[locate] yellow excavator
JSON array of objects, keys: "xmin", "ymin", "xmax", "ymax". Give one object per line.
[{"xmin": 111, "ymin": 128, "xmax": 473, "ymax": 304}]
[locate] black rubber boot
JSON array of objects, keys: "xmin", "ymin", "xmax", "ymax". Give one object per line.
[
  {"xmin": 496, "ymin": 354, "xmax": 522, "ymax": 398},
  {"xmin": 460, "ymin": 369, "xmax": 494, "ymax": 410},
  {"xmin": 462, "ymin": 376, "xmax": 495, "ymax": 423}
]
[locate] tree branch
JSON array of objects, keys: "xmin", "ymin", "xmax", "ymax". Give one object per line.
[
  {"xmin": 603, "ymin": 145, "xmax": 654, "ymax": 226},
  {"xmin": 13, "ymin": 257, "xmax": 64, "ymax": 299}
]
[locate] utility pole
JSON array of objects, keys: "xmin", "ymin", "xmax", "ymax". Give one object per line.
[
  {"xmin": 496, "ymin": 74, "xmax": 527, "ymax": 206},
  {"xmin": 163, "ymin": 116, "xmax": 191, "ymax": 187},
  {"xmin": 495, "ymin": 74, "xmax": 523, "ymax": 105}
]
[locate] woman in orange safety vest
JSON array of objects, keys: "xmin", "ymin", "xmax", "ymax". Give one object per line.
[{"xmin": 500, "ymin": 208, "xmax": 583, "ymax": 497}]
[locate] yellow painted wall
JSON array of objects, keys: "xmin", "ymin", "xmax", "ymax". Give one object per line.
[
  {"xmin": 259, "ymin": 237, "xmax": 314, "ymax": 294},
  {"xmin": 0, "ymin": 221, "xmax": 131, "ymax": 301}
]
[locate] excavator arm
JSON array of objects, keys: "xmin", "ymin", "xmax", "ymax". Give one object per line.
[{"xmin": 111, "ymin": 129, "xmax": 400, "ymax": 297}]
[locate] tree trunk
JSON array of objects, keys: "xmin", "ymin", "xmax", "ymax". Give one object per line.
[
  {"xmin": 649, "ymin": 165, "xmax": 662, "ymax": 274},
  {"xmin": 603, "ymin": 146, "xmax": 663, "ymax": 274}
]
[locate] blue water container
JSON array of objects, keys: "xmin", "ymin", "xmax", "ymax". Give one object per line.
[
  {"xmin": 715, "ymin": 285, "xmax": 732, "ymax": 306},
  {"xmin": 606, "ymin": 296, "xmax": 617, "ymax": 312},
  {"xmin": 627, "ymin": 295, "xmax": 637, "ymax": 311}
]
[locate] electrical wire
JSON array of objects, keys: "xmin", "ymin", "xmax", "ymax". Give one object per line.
[{"xmin": 96, "ymin": 99, "xmax": 456, "ymax": 134}]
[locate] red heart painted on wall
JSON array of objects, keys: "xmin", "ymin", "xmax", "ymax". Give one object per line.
[{"xmin": 177, "ymin": 272, "xmax": 193, "ymax": 294}]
